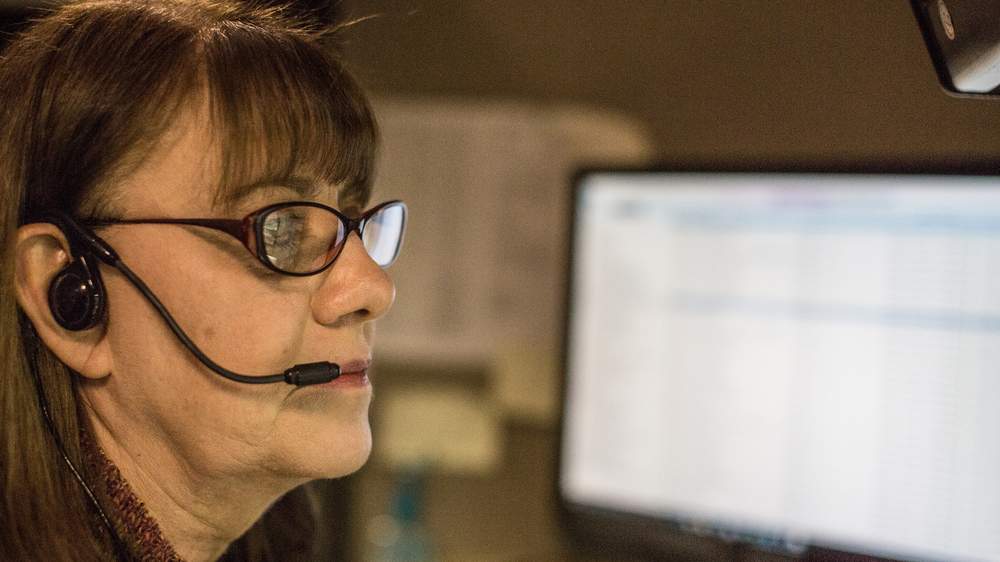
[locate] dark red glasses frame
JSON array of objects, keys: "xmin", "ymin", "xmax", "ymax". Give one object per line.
[{"xmin": 84, "ymin": 199, "xmax": 406, "ymax": 276}]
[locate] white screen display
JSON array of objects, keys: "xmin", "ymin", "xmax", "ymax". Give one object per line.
[{"xmin": 561, "ymin": 172, "xmax": 1000, "ymax": 562}]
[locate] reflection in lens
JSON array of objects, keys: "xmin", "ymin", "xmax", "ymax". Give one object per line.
[
  {"xmin": 262, "ymin": 206, "xmax": 342, "ymax": 273},
  {"xmin": 363, "ymin": 203, "xmax": 405, "ymax": 267},
  {"xmin": 262, "ymin": 208, "xmax": 304, "ymax": 269}
]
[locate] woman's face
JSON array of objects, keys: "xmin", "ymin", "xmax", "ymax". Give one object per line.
[{"xmin": 80, "ymin": 99, "xmax": 394, "ymax": 484}]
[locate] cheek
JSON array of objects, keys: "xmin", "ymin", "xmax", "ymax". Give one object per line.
[
  {"xmin": 108, "ymin": 246, "xmax": 312, "ymax": 373},
  {"xmin": 198, "ymin": 284, "xmax": 306, "ymax": 363},
  {"xmin": 101, "ymin": 269, "xmax": 307, "ymax": 467},
  {"xmin": 101, "ymin": 255, "xmax": 374, "ymax": 478}
]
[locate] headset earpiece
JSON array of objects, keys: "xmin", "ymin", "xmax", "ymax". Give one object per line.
[{"xmin": 48, "ymin": 253, "xmax": 106, "ymax": 331}]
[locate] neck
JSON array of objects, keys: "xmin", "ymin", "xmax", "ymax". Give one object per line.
[{"xmin": 84, "ymin": 410, "xmax": 306, "ymax": 561}]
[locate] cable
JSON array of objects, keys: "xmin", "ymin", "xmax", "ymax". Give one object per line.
[
  {"xmin": 110, "ymin": 258, "xmax": 287, "ymax": 384},
  {"xmin": 110, "ymin": 256, "xmax": 338, "ymax": 385},
  {"xmin": 26, "ymin": 339, "xmax": 131, "ymax": 560}
]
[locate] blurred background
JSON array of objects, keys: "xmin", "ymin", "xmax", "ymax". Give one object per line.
[
  {"xmin": 3, "ymin": 1, "xmax": 999, "ymax": 560},
  {"xmin": 332, "ymin": 2, "xmax": 1000, "ymax": 561}
]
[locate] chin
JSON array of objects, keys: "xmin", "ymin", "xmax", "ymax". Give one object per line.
[
  {"xmin": 321, "ymin": 426, "xmax": 373, "ymax": 478},
  {"xmin": 275, "ymin": 419, "xmax": 373, "ymax": 480},
  {"xmin": 262, "ymin": 391, "xmax": 374, "ymax": 479}
]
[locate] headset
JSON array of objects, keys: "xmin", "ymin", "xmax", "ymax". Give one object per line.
[{"xmin": 44, "ymin": 210, "xmax": 340, "ymax": 385}]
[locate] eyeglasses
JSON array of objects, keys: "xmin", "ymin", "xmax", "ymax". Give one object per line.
[{"xmin": 85, "ymin": 200, "xmax": 407, "ymax": 276}]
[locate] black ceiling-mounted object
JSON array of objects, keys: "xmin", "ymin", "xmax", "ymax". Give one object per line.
[{"xmin": 912, "ymin": 0, "xmax": 1000, "ymax": 95}]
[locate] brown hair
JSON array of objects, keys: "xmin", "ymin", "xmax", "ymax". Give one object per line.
[{"xmin": 0, "ymin": 1, "xmax": 377, "ymax": 559}]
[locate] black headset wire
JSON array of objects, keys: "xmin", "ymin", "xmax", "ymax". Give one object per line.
[
  {"xmin": 24, "ymin": 326, "xmax": 131, "ymax": 561},
  {"xmin": 110, "ymin": 260, "xmax": 289, "ymax": 384},
  {"xmin": 50, "ymin": 211, "xmax": 339, "ymax": 386}
]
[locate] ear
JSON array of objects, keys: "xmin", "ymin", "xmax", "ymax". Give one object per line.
[{"xmin": 14, "ymin": 222, "xmax": 113, "ymax": 380}]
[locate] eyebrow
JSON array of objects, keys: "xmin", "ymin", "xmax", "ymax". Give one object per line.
[
  {"xmin": 216, "ymin": 173, "xmax": 372, "ymax": 217},
  {"xmin": 217, "ymin": 175, "xmax": 326, "ymax": 214}
]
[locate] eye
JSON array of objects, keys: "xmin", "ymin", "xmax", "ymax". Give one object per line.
[
  {"xmin": 262, "ymin": 211, "xmax": 306, "ymax": 267},
  {"xmin": 260, "ymin": 206, "xmax": 338, "ymax": 273}
]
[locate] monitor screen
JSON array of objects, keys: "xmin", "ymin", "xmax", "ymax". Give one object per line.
[{"xmin": 560, "ymin": 169, "xmax": 1000, "ymax": 562}]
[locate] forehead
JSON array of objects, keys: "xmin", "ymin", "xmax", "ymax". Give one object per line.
[{"xmin": 112, "ymin": 97, "xmax": 339, "ymax": 217}]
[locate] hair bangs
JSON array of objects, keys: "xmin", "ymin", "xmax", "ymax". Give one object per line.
[{"xmin": 200, "ymin": 22, "xmax": 378, "ymax": 210}]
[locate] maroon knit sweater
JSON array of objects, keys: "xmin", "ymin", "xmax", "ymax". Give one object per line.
[
  {"xmin": 80, "ymin": 431, "xmax": 323, "ymax": 561},
  {"xmin": 81, "ymin": 430, "xmax": 185, "ymax": 561}
]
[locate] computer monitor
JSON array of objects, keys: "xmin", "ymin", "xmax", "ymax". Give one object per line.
[{"xmin": 558, "ymin": 166, "xmax": 1000, "ymax": 562}]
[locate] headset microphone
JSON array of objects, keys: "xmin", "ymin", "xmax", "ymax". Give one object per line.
[{"xmin": 45, "ymin": 211, "xmax": 340, "ymax": 386}]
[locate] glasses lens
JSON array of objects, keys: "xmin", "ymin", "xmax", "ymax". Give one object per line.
[
  {"xmin": 261, "ymin": 205, "xmax": 344, "ymax": 273},
  {"xmin": 362, "ymin": 202, "xmax": 406, "ymax": 267}
]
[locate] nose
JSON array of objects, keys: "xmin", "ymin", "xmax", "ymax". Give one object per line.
[{"xmin": 310, "ymin": 233, "xmax": 395, "ymax": 326}]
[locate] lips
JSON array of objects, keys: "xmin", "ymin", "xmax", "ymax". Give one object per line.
[
  {"xmin": 326, "ymin": 358, "xmax": 371, "ymax": 387},
  {"xmin": 336, "ymin": 358, "xmax": 371, "ymax": 376}
]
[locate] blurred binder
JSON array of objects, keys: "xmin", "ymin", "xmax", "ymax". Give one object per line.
[{"xmin": 371, "ymin": 98, "xmax": 653, "ymax": 366}]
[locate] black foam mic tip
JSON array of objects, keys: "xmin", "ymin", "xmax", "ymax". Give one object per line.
[{"xmin": 283, "ymin": 362, "xmax": 340, "ymax": 386}]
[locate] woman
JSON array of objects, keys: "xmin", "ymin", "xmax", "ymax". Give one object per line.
[{"xmin": 0, "ymin": 1, "xmax": 404, "ymax": 560}]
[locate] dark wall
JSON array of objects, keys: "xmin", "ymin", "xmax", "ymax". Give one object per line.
[{"xmin": 339, "ymin": 0, "xmax": 1000, "ymax": 166}]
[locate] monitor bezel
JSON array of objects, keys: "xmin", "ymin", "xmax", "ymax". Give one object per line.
[{"xmin": 555, "ymin": 162, "xmax": 1000, "ymax": 562}]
